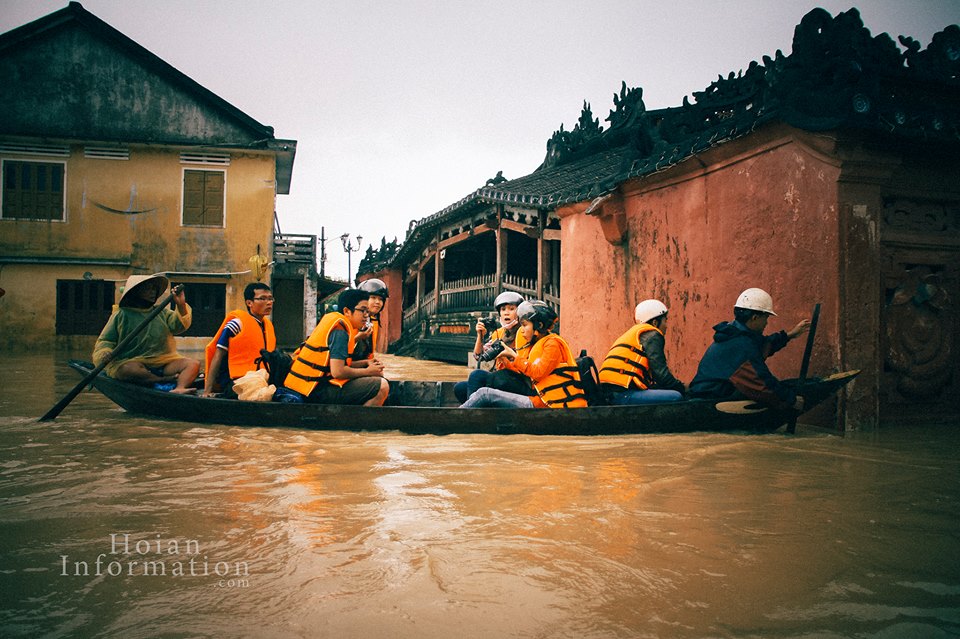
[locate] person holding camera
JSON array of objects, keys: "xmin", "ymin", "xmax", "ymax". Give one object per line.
[
  {"xmin": 459, "ymin": 301, "xmax": 588, "ymax": 409},
  {"xmin": 454, "ymin": 291, "xmax": 534, "ymax": 402}
]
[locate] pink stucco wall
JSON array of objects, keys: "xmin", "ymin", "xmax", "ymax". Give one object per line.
[{"xmin": 560, "ymin": 126, "xmax": 843, "ymax": 387}]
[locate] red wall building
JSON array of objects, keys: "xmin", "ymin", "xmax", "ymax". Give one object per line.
[{"xmin": 363, "ymin": 9, "xmax": 960, "ymax": 429}]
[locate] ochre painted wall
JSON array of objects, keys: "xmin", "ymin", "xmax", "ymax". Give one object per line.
[
  {"xmin": 560, "ymin": 125, "xmax": 843, "ymax": 397},
  {"xmin": 0, "ymin": 144, "xmax": 278, "ymax": 348}
]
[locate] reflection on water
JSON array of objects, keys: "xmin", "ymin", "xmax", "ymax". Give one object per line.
[{"xmin": 1, "ymin": 350, "xmax": 958, "ymax": 638}]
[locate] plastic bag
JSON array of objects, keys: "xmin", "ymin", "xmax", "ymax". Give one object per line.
[{"xmin": 232, "ymin": 368, "xmax": 276, "ymax": 402}]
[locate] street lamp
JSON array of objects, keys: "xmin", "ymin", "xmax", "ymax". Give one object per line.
[{"xmin": 340, "ymin": 233, "xmax": 363, "ymax": 287}]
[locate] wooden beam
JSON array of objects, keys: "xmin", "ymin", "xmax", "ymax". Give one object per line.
[
  {"xmin": 500, "ymin": 218, "xmax": 535, "ymax": 235},
  {"xmin": 437, "ymin": 225, "xmax": 494, "ymax": 251}
]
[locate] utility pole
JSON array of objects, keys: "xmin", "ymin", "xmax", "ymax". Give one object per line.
[{"xmin": 319, "ymin": 226, "xmax": 326, "ymax": 279}]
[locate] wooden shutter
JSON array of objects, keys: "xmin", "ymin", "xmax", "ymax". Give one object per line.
[
  {"xmin": 183, "ymin": 170, "xmax": 224, "ymax": 226},
  {"xmin": 2, "ymin": 161, "xmax": 64, "ymax": 220},
  {"xmin": 203, "ymin": 171, "xmax": 224, "ymax": 225}
]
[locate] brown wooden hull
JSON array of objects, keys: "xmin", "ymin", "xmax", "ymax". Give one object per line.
[{"xmin": 68, "ymin": 361, "xmax": 857, "ymax": 435}]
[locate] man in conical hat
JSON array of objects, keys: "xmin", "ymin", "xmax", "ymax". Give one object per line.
[{"xmin": 93, "ymin": 274, "xmax": 200, "ymax": 393}]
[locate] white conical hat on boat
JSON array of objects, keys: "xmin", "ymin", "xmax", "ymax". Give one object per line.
[{"xmin": 119, "ymin": 274, "xmax": 169, "ymax": 307}]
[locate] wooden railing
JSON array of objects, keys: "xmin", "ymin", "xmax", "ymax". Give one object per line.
[
  {"xmin": 439, "ymin": 274, "xmax": 496, "ymax": 312},
  {"xmin": 402, "ymin": 304, "xmax": 420, "ymax": 332},
  {"xmin": 399, "ymin": 274, "xmax": 560, "ymax": 343},
  {"xmin": 543, "ymin": 282, "xmax": 560, "ymax": 309},
  {"xmin": 273, "ymin": 234, "xmax": 317, "ymax": 264},
  {"xmin": 501, "ymin": 273, "xmax": 537, "ymax": 300}
]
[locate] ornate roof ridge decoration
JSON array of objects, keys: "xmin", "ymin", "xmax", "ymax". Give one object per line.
[
  {"xmin": 357, "ymin": 237, "xmax": 400, "ymax": 275},
  {"xmin": 541, "ymin": 101, "xmax": 605, "ymax": 169},
  {"xmin": 363, "ymin": 8, "xmax": 959, "ymax": 277}
]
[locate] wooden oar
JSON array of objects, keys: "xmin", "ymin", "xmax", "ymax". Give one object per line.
[
  {"xmin": 39, "ymin": 285, "xmax": 183, "ymax": 422},
  {"xmin": 787, "ymin": 302, "xmax": 821, "ymax": 434}
]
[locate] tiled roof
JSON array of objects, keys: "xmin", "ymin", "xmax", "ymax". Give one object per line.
[
  {"xmin": 0, "ymin": 2, "xmax": 297, "ymax": 191},
  {"xmin": 362, "ymin": 7, "xmax": 959, "ymax": 275}
]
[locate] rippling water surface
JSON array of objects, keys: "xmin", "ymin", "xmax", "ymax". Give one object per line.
[{"xmin": 1, "ymin": 350, "xmax": 958, "ymax": 638}]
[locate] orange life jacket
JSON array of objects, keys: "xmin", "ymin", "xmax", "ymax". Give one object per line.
[
  {"xmin": 598, "ymin": 323, "xmax": 660, "ymax": 390},
  {"xmin": 204, "ymin": 310, "xmax": 276, "ymax": 384},
  {"xmin": 284, "ymin": 312, "xmax": 355, "ymax": 395},
  {"xmin": 370, "ymin": 317, "xmax": 380, "ymax": 358},
  {"xmin": 488, "ymin": 325, "xmax": 527, "ymax": 370},
  {"xmin": 526, "ymin": 334, "xmax": 588, "ymax": 408},
  {"xmin": 488, "ymin": 325, "xmax": 527, "ymax": 349}
]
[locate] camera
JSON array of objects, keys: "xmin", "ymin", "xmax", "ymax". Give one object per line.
[
  {"xmin": 477, "ymin": 339, "xmax": 506, "ymax": 362},
  {"xmin": 480, "ymin": 316, "xmax": 500, "ymax": 332}
]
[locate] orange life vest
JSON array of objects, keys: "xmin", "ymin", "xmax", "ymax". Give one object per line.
[
  {"xmin": 370, "ymin": 317, "xmax": 380, "ymax": 357},
  {"xmin": 526, "ymin": 334, "xmax": 588, "ymax": 408},
  {"xmin": 488, "ymin": 325, "xmax": 527, "ymax": 370},
  {"xmin": 488, "ymin": 325, "xmax": 527, "ymax": 349},
  {"xmin": 284, "ymin": 312, "xmax": 355, "ymax": 395},
  {"xmin": 598, "ymin": 323, "xmax": 660, "ymax": 390},
  {"xmin": 204, "ymin": 310, "xmax": 276, "ymax": 384}
]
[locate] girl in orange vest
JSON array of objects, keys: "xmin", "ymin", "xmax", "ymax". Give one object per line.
[
  {"xmin": 458, "ymin": 301, "xmax": 587, "ymax": 409},
  {"xmin": 354, "ymin": 278, "xmax": 389, "ymax": 359}
]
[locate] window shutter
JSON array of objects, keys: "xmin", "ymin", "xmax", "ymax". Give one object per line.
[
  {"xmin": 183, "ymin": 170, "xmax": 205, "ymax": 225},
  {"xmin": 204, "ymin": 171, "xmax": 224, "ymax": 226},
  {"xmin": 183, "ymin": 169, "xmax": 224, "ymax": 226}
]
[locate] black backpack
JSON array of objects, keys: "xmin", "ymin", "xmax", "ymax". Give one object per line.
[
  {"xmin": 259, "ymin": 348, "xmax": 293, "ymax": 388},
  {"xmin": 575, "ymin": 349, "xmax": 607, "ymax": 406}
]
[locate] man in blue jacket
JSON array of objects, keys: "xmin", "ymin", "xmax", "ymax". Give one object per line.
[{"xmin": 689, "ymin": 288, "xmax": 810, "ymax": 410}]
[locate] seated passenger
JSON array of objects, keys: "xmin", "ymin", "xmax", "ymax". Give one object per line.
[
  {"xmin": 689, "ymin": 288, "xmax": 810, "ymax": 410},
  {"xmin": 281, "ymin": 289, "xmax": 389, "ymax": 406},
  {"xmin": 353, "ymin": 278, "xmax": 389, "ymax": 360},
  {"xmin": 598, "ymin": 299, "xmax": 685, "ymax": 404},
  {"xmin": 453, "ymin": 291, "xmax": 533, "ymax": 403},
  {"xmin": 202, "ymin": 283, "xmax": 277, "ymax": 397},
  {"xmin": 93, "ymin": 274, "xmax": 199, "ymax": 394},
  {"xmin": 459, "ymin": 301, "xmax": 587, "ymax": 409}
]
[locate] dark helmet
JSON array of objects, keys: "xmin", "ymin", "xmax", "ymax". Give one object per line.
[
  {"xmin": 358, "ymin": 278, "xmax": 389, "ymax": 299},
  {"xmin": 516, "ymin": 300, "xmax": 557, "ymax": 332}
]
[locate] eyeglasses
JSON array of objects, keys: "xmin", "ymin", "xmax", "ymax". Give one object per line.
[
  {"xmin": 253, "ymin": 296, "xmax": 274, "ymax": 301},
  {"xmin": 353, "ymin": 307, "xmax": 370, "ymax": 315}
]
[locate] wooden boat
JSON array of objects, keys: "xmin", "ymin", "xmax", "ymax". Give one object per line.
[{"xmin": 67, "ymin": 360, "xmax": 858, "ymax": 435}]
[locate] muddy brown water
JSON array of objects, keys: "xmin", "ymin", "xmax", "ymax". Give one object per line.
[{"xmin": 1, "ymin": 349, "xmax": 958, "ymax": 638}]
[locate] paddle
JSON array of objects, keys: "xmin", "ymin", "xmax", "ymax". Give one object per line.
[
  {"xmin": 39, "ymin": 284, "xmax": 183, "ymax": 422},
  {"xmin": 786, "ymin": 302, "xmax": 820, "ymax": 434}
]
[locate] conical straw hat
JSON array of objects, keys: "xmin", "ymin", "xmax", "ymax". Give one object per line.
[{"xmin": 119, "ymin": 274, "xmax": 169, "ymax": 307}]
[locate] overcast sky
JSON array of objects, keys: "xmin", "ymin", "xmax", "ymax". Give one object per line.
[{"xmin": 1, "ymin": 0, "xmax": 957, "ymax": 281}]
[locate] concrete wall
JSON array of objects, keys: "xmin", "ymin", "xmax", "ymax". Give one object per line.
[
  {"xmin": 0, "ymin": 23, "xmax": 256, "ymax": 145},
  {"xmin": 0, "ymin": 144, "xmax": 278, "ymax": 348}
]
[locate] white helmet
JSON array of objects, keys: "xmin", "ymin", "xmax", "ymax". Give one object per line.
[
  {"xmin": 494, "ymin": 291, "xmax": 524, "ymax": 310},
  {"xmin": 634, "ymin": 299, "xmax": 668, "ymax": 324},
  {"xmin": 735, "ymin": 288, "xmax": 777, "ymax": 316}
]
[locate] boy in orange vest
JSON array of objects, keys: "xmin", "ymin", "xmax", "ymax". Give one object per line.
[
  {"xmin": 202, "ymin": 283, "xmax": 277, "ymax": 398},
  {"xmin": 598, "ymin": 299, "xmax": 686, "ymax": 405}
]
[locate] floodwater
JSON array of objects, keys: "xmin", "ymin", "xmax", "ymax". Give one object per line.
[{"xmin": 1, "ymin": 350, "xmax": 958, "ymax": 639}]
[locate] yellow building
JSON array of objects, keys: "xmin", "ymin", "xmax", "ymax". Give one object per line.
[{"xmin": 0, "ymin": 3, "xmax": 297, "ymax": 350}]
